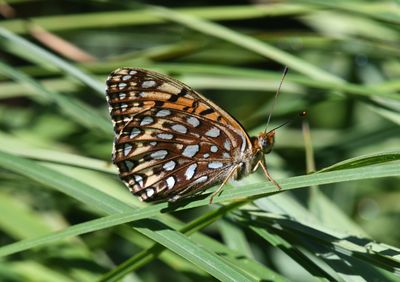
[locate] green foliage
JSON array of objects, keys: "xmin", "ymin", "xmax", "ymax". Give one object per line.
[{"xmin": 0, "ymin": 1, "xmax": 399, "ymax": 281}]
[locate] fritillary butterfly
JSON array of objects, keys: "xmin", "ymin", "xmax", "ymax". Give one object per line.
[{"xmin": 106, "ymin": 68, "xmax": 283, "ymax": 203}]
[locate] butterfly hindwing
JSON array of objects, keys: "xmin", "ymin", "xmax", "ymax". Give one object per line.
[{"xmin": 106, "ymin": 68, "xmax": 252, "ymax": 201}]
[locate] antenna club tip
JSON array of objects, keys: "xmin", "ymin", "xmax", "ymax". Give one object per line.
[
  {"xmin": 299, "ymin": 111, "xmax": 307, "ymax": 117},
  {"xmin": 283, "ymin": 66, "xmax": 289, "ymax": 75}
]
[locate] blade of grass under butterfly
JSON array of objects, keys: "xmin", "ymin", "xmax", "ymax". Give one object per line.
[
  {"xmin": 0, "ymin": 150, "xmax": 256, "ymax": 281},
  {"xmin": 247, "ymin": 225, "xmax": 339, "ymax": 280},
  {"xmin": 0, "ymin": 149, "xmax": 399, "ymax": 257},
  {"xmin": 237, "ymin": 211, "xmax": 400, "ymax": 278},
  {"xmin": 99, "ymin": 200, "xmax": 283, "ymax": 282},
  {"xmin": 219, "ymin": 220, "xmax": 254, "ymax": 259},
  {"xmin": 318, "ymin": 151, "xmax": 400, "ymax": 172}
]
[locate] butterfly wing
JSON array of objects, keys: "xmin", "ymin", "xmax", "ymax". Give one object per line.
[{"xmin": 106, "ymin": 68, "xmax": 252, "ymax": 201}]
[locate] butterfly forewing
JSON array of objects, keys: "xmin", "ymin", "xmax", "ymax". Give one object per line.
[{"xmin": 106, "ymin": 68, "xmax": 254, "ymax": 201}]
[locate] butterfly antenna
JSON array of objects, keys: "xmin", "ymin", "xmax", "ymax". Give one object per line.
[
  {"xmin": 265, "ymin": 66, "xmax": 289, "ymax": 133},
  {"xmin": 267, "ymin": 111, "xmax": 307, "ymax": 133}
]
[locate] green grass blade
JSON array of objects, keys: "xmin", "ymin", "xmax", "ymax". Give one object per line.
[
  {"xmin": 2, "ymin": 64, "xmax": 399, "ymax": 100},
  {"xmin": 248, "ymin": 226, "xmax": 339, "ymax": 280},
  {"xmin": 150, "ymin": 6, "xmax": 343, "ymax": 83},
  {"xmin": 0, "ymin": 61, "xmax": 111, "ymax": 133},
  {"xmin": 0, "ymin": 28, "xmax": 104, "ymax": 94},
  {"xmin": 0, "ymin": 150, "xmax": 258, "ymax": 281},
  {"xmin": 318, "ymin": 151, "xmax": 400, "ymax": 172},
  {"xmin": 238, "ymin": 211, "xmax": 400, "ymax": 278},
  {"xmin": 0, "ymin": 193, "xmax": 53, "ymax": 239},
  {"xmin": 0, "ymin": 5, "xmax": 311, "ymax": 34},
  {"xmin": 219, "ymin": 220, "xmax": 254, "ymax": 259},
  {"xmin": 0, "ymin": 149, "xmax": 398, "ymax": 258}
]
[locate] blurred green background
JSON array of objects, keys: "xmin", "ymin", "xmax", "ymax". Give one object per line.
[{"xmin": 0, "ymin": 0, "xmax": 399, "ymax": 281}]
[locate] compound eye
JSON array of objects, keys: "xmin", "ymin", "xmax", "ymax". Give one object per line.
[
  {"xmin": 260, "ymin": 138, "xmax": 272, "ymax": 153},
  {"xmin": 261, "ymin": 139, "xmax": 269, "ymax": 148}
]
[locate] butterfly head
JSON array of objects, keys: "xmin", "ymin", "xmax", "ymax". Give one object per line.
[{"xmin": 256, "ymin": 130, "xmax": 275, "ymax": 154}]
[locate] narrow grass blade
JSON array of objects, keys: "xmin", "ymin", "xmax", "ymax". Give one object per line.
[
  {"xmin": 0, "ymin": 5, "xmax": 311, "ymax": 34},
  {"xmin": 0, "ymin": 61, "xmax": 111, "ymax": 133},
  {"xmin": 0, "ymin": 150, "xmax": 259, "ymax": 281},
  {"xmin": 0, "ymin": 149, "xmax": 398, "ymax": 258},
  {"xmin": 0, "ymin": 28, "xmax": 103, "ymax": 94},
  {"xmin": 150, "ymin": 6, "xmax": 343, "ymax": 83}
]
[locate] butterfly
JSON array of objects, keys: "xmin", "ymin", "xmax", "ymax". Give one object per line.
[{"xmin": 105, "ymin": 68, "xmax": 285, "ymax": 203}]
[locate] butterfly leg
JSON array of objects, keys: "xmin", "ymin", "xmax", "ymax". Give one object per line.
[
  {"xmin": 256, "ymin": 159, "xmax": 282, "ymax": 190},
  {"xmin": 209, "ymin": 165, "xmax": 240, "ymax": 204}
]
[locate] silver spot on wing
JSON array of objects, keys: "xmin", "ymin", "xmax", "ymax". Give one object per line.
[
  {"xmin": 142, "ymin": 80, "xmax": 157, "ymax": 88},
  {"xmin": 151, "ymin": 150, "xmax": 168, "ymax": 160},
  {"xmin": 156, "ymin": 109, "xmax": 171, "ymax": 117},
  {"xmin": 187, "ymin": 116, "xmax": 200, "ymax": 127},
  {"xmin": 166, "ymin": 176, "xmax": 176, "ymax": 189},
  {"xmin": 129, "ymin": 128, "xmax": 141, "ymax": 138},
  {"xmin": 224, "ymin": 139, "xmax": 231, "ymax": 150},
  {"xmin": 120, "ymin": 103, "xmax": 128, "ymax": 111},
  {"xmin": 146, "ymin": 188, "xmax": 155, "ymax": 197},
  {"xmin": 171, "ymin": 124, "xmax": 188, "ymax": 134},
  {"xmin": 134, "ymin": 175, "xmax": 144, "ymax": 187},
  {"xmin": 163, "ymin": 160, "xmax": 176, "ymax": 171},
  {"xmin": 193, "ymin": 175, "xmax": 208, "ymax": 185},
  {"xmin": 157, "ymin": 133, "xmax": 174, "ymax": 140},
  {"xmin": 206, "ymin": 127, "xmax": 220, "ymax": 137},
  {"xmin": 123, "ymin": 144, "xmax": 132, "ymax": 156},
  {"xmin": 208, "ymin": 161, "xmax": 223, "ymax": 169},
  {"xmin": 140, "ymin": 116, "xmax": 154, "ymax": 126},
  {"xmin": 182, "ymin": 144, "xmax": 199, "ymax": 158},
  {"xmin": 185, "ymin": 163, "xmax": 197, "ymax": 180},
  {"xmin": 118, "ymin": 82, "xmax": 127, "ymax": 89}
]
